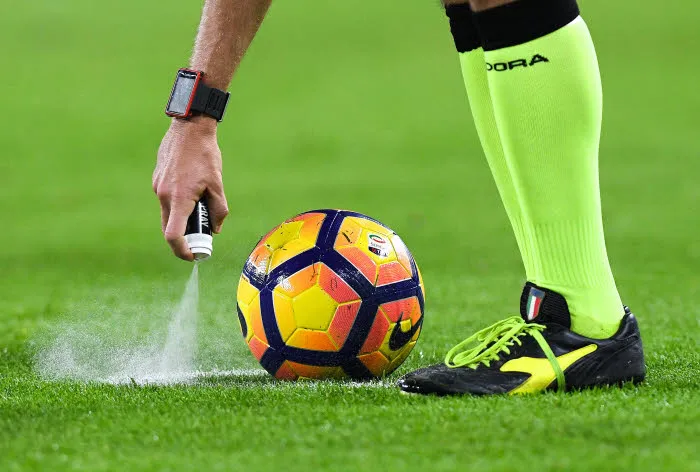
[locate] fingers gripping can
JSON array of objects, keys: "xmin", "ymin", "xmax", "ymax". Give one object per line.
[{"xmin": 185, "ymin": 197, "xmax": 213, "ymax": 260}]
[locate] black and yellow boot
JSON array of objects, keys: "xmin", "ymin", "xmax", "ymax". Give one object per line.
[{"xmin": 397, "ymin": 283, "xmax": 645, "ymax": 395}]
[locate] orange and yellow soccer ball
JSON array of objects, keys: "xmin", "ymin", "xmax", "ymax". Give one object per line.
[{"xmin": 236, "ymin": 210, "xmax": 425, "ymax": 380}]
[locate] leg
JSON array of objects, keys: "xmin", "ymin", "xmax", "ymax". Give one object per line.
[
  {"xmin": 397, "ymin": 0, "xmax": 645, "ymax": 396},
  {"xmin": 475, "ymin": 0, "xmax": 622, "ymax": 338},
  {"xmin": 449, "ymin": 0, "xmax": 624, "ymax": 339},
  {"xmin": 443, "ymin": 2, "xmax": 536, "ymax": 279}
]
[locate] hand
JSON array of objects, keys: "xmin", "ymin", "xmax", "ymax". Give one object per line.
[{"xmin": 153, "ymin": 116, "xmax": 229, "ymax": 261}]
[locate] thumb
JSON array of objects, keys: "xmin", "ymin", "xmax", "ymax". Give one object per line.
[
  {"xmin": 207, "ymin": 190, "xmax": 229, "ymax": 234},
  {"xmin": 164, "ymin": 198, "xmax": 196, "ymax": 261}
]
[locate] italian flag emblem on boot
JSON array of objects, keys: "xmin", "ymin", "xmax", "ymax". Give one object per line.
[{"xmin": 526, "ymin": 287, "xmax": 546, "ymax": 321}]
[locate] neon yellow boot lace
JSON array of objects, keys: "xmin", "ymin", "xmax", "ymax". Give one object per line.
[{"xmin": 444, "ymin": 316, "xmax": 566, "ymax": 392}]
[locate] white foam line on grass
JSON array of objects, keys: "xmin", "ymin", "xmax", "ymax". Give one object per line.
[
  {"xmin": 92, "ymin": 368, "xmax": 267, "ymax": 386},
  {"xmin": 93, "ymin": 369, "xmax": 395, "ymax": 388}
]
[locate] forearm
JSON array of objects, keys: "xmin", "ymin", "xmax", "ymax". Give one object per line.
[
  {"xmin": 190, "ymin": 0, "xmax": 272, "ymax": 90},
  {"xmin": 155, "ymin": 0, "xmax": 270, "ymax": 259}
]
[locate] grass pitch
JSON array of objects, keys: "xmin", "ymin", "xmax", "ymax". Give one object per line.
[{"xmin": 2, "ymin": 1, "xmax": 699, "ymax": 471}]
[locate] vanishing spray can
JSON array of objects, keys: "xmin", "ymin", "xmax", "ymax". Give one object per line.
[{"xmin": 185, "ymin": 197, "xmax": 213, "ymax": 260}]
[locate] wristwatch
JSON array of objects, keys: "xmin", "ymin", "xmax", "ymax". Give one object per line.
[{"xmin": 165, "ymin": 68, "xmax": 230, "ymax": 122}]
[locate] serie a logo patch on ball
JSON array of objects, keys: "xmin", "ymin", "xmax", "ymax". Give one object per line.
[{"xmin": 236, "ymin": 209, "xmax": 425, "ymax": 380}]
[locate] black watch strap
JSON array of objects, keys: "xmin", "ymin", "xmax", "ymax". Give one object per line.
[{"xmin": 190, "ymin": 82, "xmax": 230, "ymax": 122}]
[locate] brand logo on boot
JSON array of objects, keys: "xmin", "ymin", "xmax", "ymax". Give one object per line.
[{"xmin": 526, "ymin": 287, "xmax": 546, "ymax": 321}]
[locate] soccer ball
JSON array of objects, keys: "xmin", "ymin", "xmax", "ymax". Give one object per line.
[{"xmin": 236, "ymin": 209, "xmax": 425, "ymax": 380}]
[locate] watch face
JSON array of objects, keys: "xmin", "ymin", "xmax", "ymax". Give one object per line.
[{"xmin": 166, "ymin": 70, "xmax": 200, "ymax": 117}]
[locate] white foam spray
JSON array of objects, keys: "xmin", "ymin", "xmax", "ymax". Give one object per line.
[
  {"xmin": 35, "ymin": 264, "xmax": 204, "ymax": 385},
  {"xmin": 156, "ymin": 262, "xmax": 199, "ymax": 378}
]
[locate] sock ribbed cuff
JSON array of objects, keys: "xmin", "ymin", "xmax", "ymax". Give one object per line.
[
  {"xmin": 527, "ymin": 220, "xmax": 624, "ymax": 338},
  {"xmin": 529, "ymin": 218, "xmax": 615, "ymax": 288},
  {"xmin": 445, "ymin": 3, "xmax": 481, "ymax": 53},
  {"xmin": 473, "ymin": 0, "xmax": 580, "ymax": 51}
]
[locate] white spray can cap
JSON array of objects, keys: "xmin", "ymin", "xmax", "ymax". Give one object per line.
[{"xmin": 185, "ymin": 233, "xmax": 213, "ymax": 260}]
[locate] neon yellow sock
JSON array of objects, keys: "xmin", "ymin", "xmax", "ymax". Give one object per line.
[
  {"xmin": 459, "ymin": 48, "xmax": 535, "ymax": 279},
  {"xmin": 483, "ymin": 16, "xmax": 623, "ymax": 338}
]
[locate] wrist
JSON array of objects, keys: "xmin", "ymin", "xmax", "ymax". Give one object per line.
[{"xmin": 170, "ymin": 114, "xmax": 218, "ymax": 134}]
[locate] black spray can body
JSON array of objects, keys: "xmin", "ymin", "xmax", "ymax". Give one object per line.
[{"xmin": 185, "ymin": 197, "xmax": 213, "ymax": 259}]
